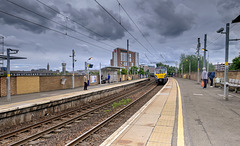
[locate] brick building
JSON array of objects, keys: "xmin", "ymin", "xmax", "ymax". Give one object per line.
[
  {"xmin": 110, "ymin": 48, "xmax": 139, "ymax": 69},
  {"xmin": 139, "ymin": 64, "xmax": 155, "ymax": 74}
]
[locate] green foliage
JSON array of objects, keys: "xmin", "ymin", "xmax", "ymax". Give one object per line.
[
  {"xmin": 112, "ymin": 98, "xmax": 132, "ymax": 109},
  {"xmin": 89, "ymin": 71, "xmax": 99, "ymax": 75},
  {"xmin": 179, "ymin": 54, "xmax": 215, "ymax": 73},
  {"xmin": 129, "ymin": 66, "xmax": 138, "ymax": 74},
  {"xmin": 104, "ymin": 109, "xmax": 110, "ymax": 113},
  {"xmin": 156, "ymin": 63, "xmax": 177, "ymax": 74},
  {"xmin": 138, "ymin": 67, "xmax": 145, "ymax": 75},
  {"xmin": 112, "ymin": 102, "xmax": 121, "ymax": 109},
  {"xmin": 118, "ymin": 66, "xmax": 145, "ymax": 75},
  {"xmin": 229, "ymin": 56, "xmax": 240, "ymax": 71},
  {"xmin": 121, "ymin": 68, "xmax": 127, "ymax": 75}
]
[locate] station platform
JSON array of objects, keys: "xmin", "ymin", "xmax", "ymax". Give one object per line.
[
  {"xmin": 101, "ymin": 77, "xmax": 182, "ymax": 146},
  {"xmin": 101, "ymin": 77, "xmax": 240, "ymax": 146},
  {"xmin": 0, "ymin": 78, "xmax": 148, "ymax": 128},
  {"xmin": 0, "ymin": 78, "xmax": 147, "ymax": 112}
]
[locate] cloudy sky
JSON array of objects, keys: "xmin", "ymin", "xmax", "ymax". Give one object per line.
[{"xmin": 0, "ymin": 0, "xmax": 240, "ymax": 71}]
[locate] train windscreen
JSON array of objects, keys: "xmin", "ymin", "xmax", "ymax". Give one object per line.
[{"xmin": 155, "ymin": 67, "xmax": 167, "ymax": 74}]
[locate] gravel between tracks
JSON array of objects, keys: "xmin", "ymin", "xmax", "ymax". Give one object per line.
[
  {"xmin": 0, "ymin": 80, "xmax": 160, "ymax": 146},
  {"xmin": 39, "ymin": 84, "xmax": 162, "ymax": 146}
]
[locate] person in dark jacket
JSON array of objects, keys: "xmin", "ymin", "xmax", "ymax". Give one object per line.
[
  {"xmin": 84, "ymin": 75, "xmax": 88, "ymax": 90},
  {"xmin": 108, "ymin": 74, "xmax": 110, "ymax": 83},
  {"xmin": 209, "ymin": 71, "xmax": 215, "ymax": 87}
]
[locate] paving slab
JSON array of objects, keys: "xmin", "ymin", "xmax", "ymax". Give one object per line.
[{"xmin": 101, "ymin": 78, "xmax": 178, "ymax": 146}]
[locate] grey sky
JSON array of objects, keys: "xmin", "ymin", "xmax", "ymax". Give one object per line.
[{"xmin": 0, "ymin": 0, "xmax": 239, "ymax": 71}]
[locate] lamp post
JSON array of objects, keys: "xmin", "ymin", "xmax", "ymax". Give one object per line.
[
  {"xmin": 85, "ymin": 57, "xmax": 93, "ymax": 85},
  {"xmin": 217, "ymin": 22, "xmax": 240, "ymax": 100},
  {"xmin": 202, "ymin": 48, "xmax": 210, "ymax": 73}
]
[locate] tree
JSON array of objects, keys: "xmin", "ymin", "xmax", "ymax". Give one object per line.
[
  {"xmin": 129, "ymin": 66, "xmax": 138, "ymax": 74},
  {"xmin": 138, "ymin": 67, "xmax": 145, "ymax": 75},
  {"xmin": 117, "ymin": 68, "xmax": 127, "ymax": 75},
  {"xmin": 156, "ymin": 62, "xmax": 177, "ymax": 74},
  {"xmin": 229, "ymin": 56, "xmax": 240, "ymax": 70}
]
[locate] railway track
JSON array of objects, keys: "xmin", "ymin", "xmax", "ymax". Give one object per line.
[
  {"xmin": 0, "ymin": 79, "xmax": 154, "ymax": 146},
  {"xmin": 66, "ymin": 83, "xmax": 159, "ymax": 146}
]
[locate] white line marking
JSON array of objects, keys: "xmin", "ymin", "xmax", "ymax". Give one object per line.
[{"xmin": 193, "ymin": 94, "xmax": 203, "ymax": 96}]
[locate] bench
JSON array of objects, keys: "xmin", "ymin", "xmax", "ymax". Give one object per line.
[
  {"xmin": 229, "ymin": 79, "xmax": 240, "ymax": 93},
  {"xmin": 215, "ymin": 78, "xmax": 240, "ymax": 93}
]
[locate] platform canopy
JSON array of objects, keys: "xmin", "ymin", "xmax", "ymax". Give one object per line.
[{"xmin": 101, "ymin": 66, "xmax": 124, "ymax": 70}]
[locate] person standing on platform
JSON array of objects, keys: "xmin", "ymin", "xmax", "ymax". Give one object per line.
[
  {"xmin": 209, "ymin": 71, "xmax": 215, "ymax": 87},
  {"xmin": 108, "ymin": 73, "xmax": 110, "ymax": 83},
  {"xmin": 84, "ymin": 75, "xmax": 88, "ymax": 90},
  {"xmin": 201, "ymin": 67, "xmax": 208, "ymax": 88}
]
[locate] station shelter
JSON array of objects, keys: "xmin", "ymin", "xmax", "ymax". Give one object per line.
[{"xmin": 101, "ymin": 66, "xmax": 122, "ymax": 83}]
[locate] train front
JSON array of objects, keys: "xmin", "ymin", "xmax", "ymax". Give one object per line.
[{"xmin": 154, "ymin": 67, "xmax": 168, "ymax": 85}]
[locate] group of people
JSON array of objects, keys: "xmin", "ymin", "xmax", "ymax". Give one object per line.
[
  {"xmin": 201, "ymin": 67, "xmax": 215, "ymax": 89},
  {"xmin": 83, "ymin": 74, "xmax": 111, "ymax": 90}
]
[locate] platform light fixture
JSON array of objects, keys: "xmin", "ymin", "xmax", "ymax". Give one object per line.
[{"xmin": 85, "ymin": 57, "xmax": 93, "ymax": 85}]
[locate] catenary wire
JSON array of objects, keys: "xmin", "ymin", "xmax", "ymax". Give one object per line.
[
  {"xmin": 116, "ymin": 0, "xmax": 166, "ymax": 62},
  {"xmin": 94, "ymin": 0, "xmax": 155, "ymax": 57},
  {"xmin": 0, "ymin": 10, "xmax": 112, "ymax": 52},
  {"xmin": 35, "ymin": 0, "xmax": 120, "ymax": 47},
  {"xmin": 6, "ymin": 0, "xmax": 116, "ymax": 49}
]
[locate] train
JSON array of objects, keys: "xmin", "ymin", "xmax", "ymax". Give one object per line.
[{"xmin": 154, "ymin": 66, "xmax": 168, "ymax": 85}]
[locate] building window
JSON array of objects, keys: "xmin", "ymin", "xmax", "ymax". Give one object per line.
[
  {"xmin": 124, "ymin": 62, "xmax": 127, "ymax": 66},
  {"xmin": 129, "ymin": 54, "xmax": 131, "ymax": 62},
  {"xmin": 131, "ymin": 63, "xmax": 134, "ymax": 66},
  {"xmin": 121, "ymin": 52, "xmax": 127, "ymax": 61}
]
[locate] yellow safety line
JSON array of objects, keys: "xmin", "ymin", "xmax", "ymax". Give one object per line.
[{"xmin": 176, "ymin": 80, "xmax": 184, "ymax": 146}]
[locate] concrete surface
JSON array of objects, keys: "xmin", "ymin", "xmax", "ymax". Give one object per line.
[
  {"xmin": 101, "ymin": 77, "xmax": 178, "ymax": 146},
  {"xmin": 176, "ymin": 77, "xmax": 240, "ymax": 146}
]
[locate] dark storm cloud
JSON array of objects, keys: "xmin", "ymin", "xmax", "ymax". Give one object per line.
[
  {"xmin": 0, "ymin": 0, "xmax": 58, "ymax": 33},
  {"xmin": 138, "ymin": 0, "xmax": 195, "ymax": 38},
  {"xmin": 63, "ymin": 3, "xmax": 133, "ymax": 40},
  {"xmin": 217, "ymin": 0, "xmax": 240, "ymax": 22}
]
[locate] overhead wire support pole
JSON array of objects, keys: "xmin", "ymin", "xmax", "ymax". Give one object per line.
[
  {"xmin": 224, "ymin": 23, "xmax": 230, "ymax": 101},
  {"xmin": 5, "ymin": 48, "xmax": 26, "ymax": 101},
  {"xmin": 127, "ymin": 40, "xmax": 129, "ymax": 80},
  {"xmin": 197, "ymin": 38, "xmax": 200, "ymax": 83},
  {"xmin": 99, "ymin": 63, "xmax": 102, "ymax": 85},
  {"xmin": 70, "ymin": 50, "xmax": 75, "ymax": 89},
  {"xmin": 6, "ymin": 49, "xmax": 11, "ymax": 100},
  {"xmin": 0, "ymin": 36, "xmax": 4, "ymax": 66},
  {"xmin": 203, "ymin": 34, "xmax": 207, "ymax": 68}
]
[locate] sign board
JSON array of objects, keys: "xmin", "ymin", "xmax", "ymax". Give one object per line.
[
  {"xmin": 88, "ymin": 64, "xmax": 93, "ymax": 68},
  {"xmin": 90, "ymin": 76, "xmax": 97, "ymax": 83}
]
